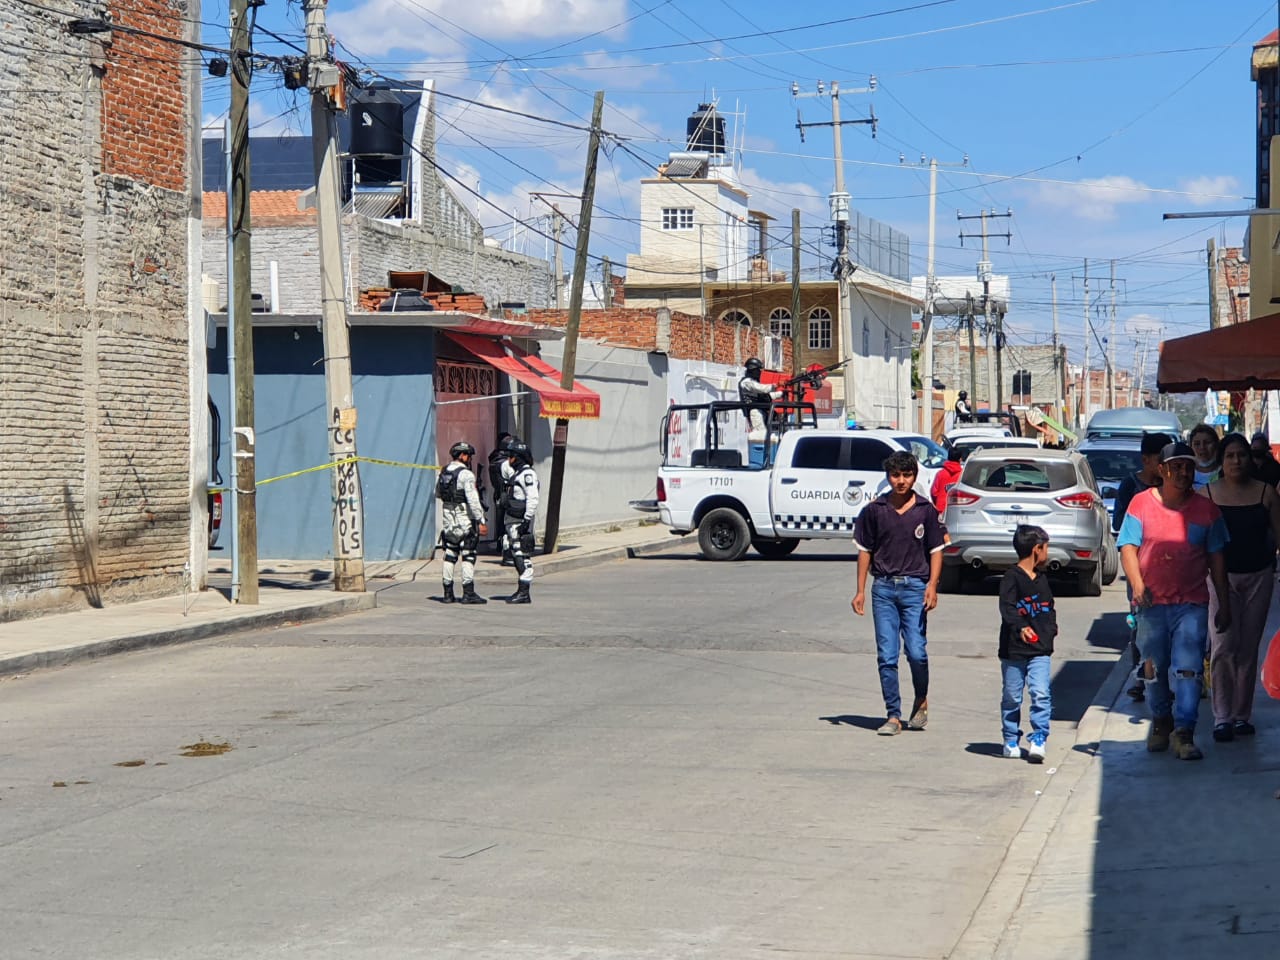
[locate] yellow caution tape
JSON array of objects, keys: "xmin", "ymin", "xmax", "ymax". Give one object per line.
[{"xmin": 209, "ymin": 456, "xmax": 441, "ymax": 493}]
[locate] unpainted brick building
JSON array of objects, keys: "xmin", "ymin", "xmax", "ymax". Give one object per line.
[{"xmin": 0, "ymin": 1, "xmax": 203, "ymax": 619}]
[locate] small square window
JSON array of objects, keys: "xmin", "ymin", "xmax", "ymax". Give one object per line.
[{"xmin": 662, "ymin": 207, "xmax": 694, "ymax": 230}]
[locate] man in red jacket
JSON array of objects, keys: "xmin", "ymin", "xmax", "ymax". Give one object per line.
[{"xmin": 930, "ymin": 446, "xmax": 967, "ymax": 517}]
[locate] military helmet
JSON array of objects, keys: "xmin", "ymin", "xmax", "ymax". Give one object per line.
[
  {"xmin": 500, "ymin": 434, "xmax": 521, "ymax": 453},
  {"xmin": 958, "ymin": 390, "xmax": 968, "ymax": 400},
  {"xmin": 506, "ymin": 439, "xmax": 533, "ymax": 467},
  {"xmin": 744, "ymin": 357, "xmax": 763, "ymax": 374},
  {"xmin": 450, "ymin": 440, "xmax": 476, "ymax": 459}
]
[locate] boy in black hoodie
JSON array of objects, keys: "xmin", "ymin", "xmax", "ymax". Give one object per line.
[{"xmin": 999, "ymin": 525, "xmax": 1057, "ymax": 763}]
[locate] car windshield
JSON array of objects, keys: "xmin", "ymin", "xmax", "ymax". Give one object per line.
[
  {"xmin": 1081, "ymin": 448, "xmax": 1142, "ymax": 482},
  {"xmin": 962, "ymin": 458, "xmax": 1079, "ymax": 492},
  {"xmin": 950, "ymin": 439, "xmax": 1037, "ymax": 461},
  {"xmin": 901, "ymin": 435, "xmax": 947, "ymax": 469}
]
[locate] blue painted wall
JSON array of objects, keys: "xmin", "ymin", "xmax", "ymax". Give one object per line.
[{"xmin": 209, "ymin": 325, "xmax": 437, "ymax": 560}]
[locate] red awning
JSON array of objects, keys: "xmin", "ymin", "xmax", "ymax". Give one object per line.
[
  {"xmin": 442, "ymin": 331, "xmax": 602, "ymax": 419},
  {"xmin": 1157, "ymin": 313, "xmax": 1280, "ymax": 393}
]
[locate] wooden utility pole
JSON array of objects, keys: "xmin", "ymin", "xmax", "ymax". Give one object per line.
[
  {"xmin": 228, "ymin": 0, "xmax": 258, "ymax": 603},
  {"xmin": 306, "ymin": 0, "xmax": 365, "ymax": 591},
  {"xmin": 790, "ymin": 208, "xmax": 802, "ymax": 376},
  {"xmin": 542, "ymin": 90, "xmax": 604, "ymax": 554}
]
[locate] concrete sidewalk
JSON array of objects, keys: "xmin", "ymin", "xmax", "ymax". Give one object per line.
[
  {"xmin": 0, "ymin": 520, "xmax": 678, "ymax": 678},
  {"xmin": 954, "ymin": 590, "xmax": 1280, "ymax": 960}
]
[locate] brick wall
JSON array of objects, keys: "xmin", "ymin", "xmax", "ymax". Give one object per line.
[
  {"xmin": 0, "ymin": 0, "xmax": 194, "ymax": 619},
  {"xmin": 511, "ymin": 307, "xmax": 794, "ymax": 370}
]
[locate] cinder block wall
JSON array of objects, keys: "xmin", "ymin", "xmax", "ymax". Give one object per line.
[{"xmin": 0, "ymin": 0, "xmax": 194, "ymax": 619}]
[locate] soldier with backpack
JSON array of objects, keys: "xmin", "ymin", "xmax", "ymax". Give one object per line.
[{"xmin": 436, "ymin": 440, "xmax": 488, "ymax": 604}]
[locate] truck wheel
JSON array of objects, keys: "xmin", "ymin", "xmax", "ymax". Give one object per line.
[
  {"xmin": 698, "ymin": 508, "xmax": 751, "ymax": 561},
  {"xmin": 752, "ymin": 537, "xmax": 799, "ymax": 559},
  {"xmin": 938, "ymin": 564, "xmax": 961, "ymax": 593}
]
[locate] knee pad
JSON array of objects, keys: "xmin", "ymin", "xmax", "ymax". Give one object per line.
[
  {"xmin": 521, "ymin": 533, "xmax": 535, "ymax": 554},
  {"xmin": 443, "ymin": 545, "xmax": 460, "ymax": 564},
  {"xmin": 518, "ymin": 555, "xmax": 533, "ymax": 574}
]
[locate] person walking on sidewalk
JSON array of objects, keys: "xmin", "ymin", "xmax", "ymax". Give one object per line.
[
  {"xmin": 502, "ymin": 439, "xmax": 540, "ymax": 604},
  {"xmin": 1203, "ymin": 432, "xmax": 1280, "ymax": 742},
  {"xmin": 1114, "ymin": 431, "xmax": 1172, "ymax": 703},
  {"xmin": 1117, "ymin": 441, "xmax": 1232, "ymax": 761},
  {"xmin": 998, "ymin": 525, "xmax": 1057, "ymax": 764},
  {"xmin": 436, "ymin": 441, "xmax": 489, "ymax": 605},
  {"xmin": 852, "ymin": 451, "xmax": 947, "ymax": 736},
  {"xmin": 1250, "ymin": 431, "xmax": 1280, "ymax": 488}
]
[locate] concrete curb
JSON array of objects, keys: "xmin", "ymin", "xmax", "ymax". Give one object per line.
[
  {"xmin": 467, "ymin": 534, "xmax": 682, "ymax": 582},
  {"xmin": 0, "ymin": 592, "xmax": 378, "ymax": 678},
  {"xmin": 947, "ymin": 647, "xmax": 1133, "ymax": 959}
]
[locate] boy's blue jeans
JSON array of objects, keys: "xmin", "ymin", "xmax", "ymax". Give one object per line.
[
  {"xmin": 871, "ymin": 576, "xmax": 928, "ymax": 719},
  {"xmin": 1137, "ymin": 602, "xmax": 1208, "ymax": 731},
  {"xmin": 1000, "ymin": 656, "xmax": 1052, "ymax": 742}
]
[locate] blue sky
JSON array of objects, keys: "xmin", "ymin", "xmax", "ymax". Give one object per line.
[{"xmin": 198, "ymin": 0, "xmax": 1279, "ymax": 381}]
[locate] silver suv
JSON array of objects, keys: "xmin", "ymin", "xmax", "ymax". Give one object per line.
[{"xmin": 939, "ymin": 448, "xmax": 1118, "ymax": 595}]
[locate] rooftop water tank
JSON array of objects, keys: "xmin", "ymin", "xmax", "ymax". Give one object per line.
[
  {"xmin": 350, "ymin": 88, "xmax": 404, "ymax": 184},
  {"xmin": 686, "ymin": 103, "xmax": 725, "ymax": 155}
]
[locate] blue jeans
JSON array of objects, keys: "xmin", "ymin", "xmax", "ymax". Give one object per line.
[
  {"xmin": 871, "ymin": 576, "xmax": 929, "ymax": 718},
  {"xmin": 1000, "ymin": 656, "xmax": 1052, "ymax": 743},
  {"xmin": 1137, "ymin": 603, "xmax": 1208, "ymax": 731}
]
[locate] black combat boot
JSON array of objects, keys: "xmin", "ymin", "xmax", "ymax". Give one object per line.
[
  {"xmin": 460, "ymin": 583, "xmax": 488, "ymax": 605},
  {"xmin": 440, "ymin": 583, "xmax": 456, "ymax": 604},
  {"xmin": 506, "ymin": 582, "xmax": 531, "ymax": 604}
]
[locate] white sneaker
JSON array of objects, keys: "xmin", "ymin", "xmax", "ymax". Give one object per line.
[
  {"xmin": 1002, "ymin": 740, "xmax": 1021, "ymax": 759},
  {"xmin": 1026, "ymin": 734, "xmax": 1047, "ymax": 763}
]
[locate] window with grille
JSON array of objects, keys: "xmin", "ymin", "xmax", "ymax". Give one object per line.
[
  {"xmin": 661, "ymin": 207, "xmax": 694, "ymax": 230},
  {"xmin": 808, "ymin": 307, "xmax": 832, "ymax": 349},
  {"xmin": 721, "ymin": 309, "xmax": 752, "ymax": 327},
  {"xmin": 768, "ymin": 307, "xmax": 792, "ymax": 338}
]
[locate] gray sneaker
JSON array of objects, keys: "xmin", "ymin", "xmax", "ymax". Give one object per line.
[{"xmin": 877, "ymin": 717, "xmax": 903, "ymax": 736}]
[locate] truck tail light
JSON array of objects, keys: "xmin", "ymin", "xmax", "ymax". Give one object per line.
[
  {"xmin": 211, "ymin": 491, "xmax": 223, "ymax": 528},
  {"xmin": 656, "ymin": 477, "xmax": 666, "ymax": 503},
  {"xmin": 948, "ymin": 488, "xmax": 979, "ymax": 507},
  {"xmin": 1055, "ymin": 492, "xmax": 1097, "ymax": 509}
]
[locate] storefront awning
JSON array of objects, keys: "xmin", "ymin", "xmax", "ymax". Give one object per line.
[
  {"xmin": 1157, "ymin": 313, "xmax": 1280, "ymax": 393},
  {"xmin": 442, "ymin": 331, "xmax": 602, "ymax": 419}
]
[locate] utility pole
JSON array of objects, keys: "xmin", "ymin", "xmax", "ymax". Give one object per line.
[
  {"xmin": 543, "ymin": 90, "xmax": 604, "ymax": 554},
  {"xmin": 795, "ymin": 78, "xmax": 877, "ymax": 425},
  {"xmin": 1081, "ymin": 259, "xmax": 1090, "ymax": 426},
  {"xmin": 1108, "ymin": 259, "xmax": 1117, "ymax": 409},
  {"xmin": 791, "ymin": 208, "xmax": 802, "ymax": 376},
  {"xmin": 306, "ymin": 0, "xmax": 365, "ymax": 592},
  {"xmin": 553, "ymin": 210, "xmax": 564, "ymax": 308},
  {"xmin": 1051, "ymin": 273, "xmax": 1062, "ymax": 429},
  {"xmin": 966, "ymin": 293, "xmax": 978, "ymax": 407},
  {"xmin": 900, "ymin": 154, "xmax": 967, "ymax": 434},
  {"xmin": 228, "ymin": 0, "xmax": 258, "ymax": 603},
  {"xmin": 602, "ymin": 256, "xmax": 613, "ymax": 308},
  {"xmin": 958, "ymin": 208, "xmax": 1012, "ymax": 412}
]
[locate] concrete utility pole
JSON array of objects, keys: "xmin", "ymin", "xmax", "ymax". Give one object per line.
[
  {"xmin": 958, "ymin": 208, "xmax": 1011, "ymax": 412},
  {"xmin": 1081, "ymin": 259, "xmax": 1090, "ymax": 426},
  {"xmin": 900, "ymin": 154, "xmax": 967, "ymax": 435},
  {"xmin": 228, "ymin": 0, "xmax": 258, "ymax": 603},
  {"xmin": 791, "ymin": 208, "xmax": 802, "ymax": 376},
  {"xmin": 306, "ymin": 0, "xmax": 365, "ymax": 592},
  {"xmin": 553, "ymin": 210, "xmax": 564, "ymax": 308},
  {"xmin": 795, "ymin": 78, "xmax": 877, "ymax": 424},
  {"xmin": 602, "ymin": 256, "xmax": 613, "ymax": 308},
  {"xmin": 543, "ymin": 90, "xmax": 604, "ymax": 554},
  {"xmin": 1108, "ymin": 259, "xmax": 1117, "ymax": 409},
  {"xmin": 966, "ymin": 293, "xmax": 978, "ymax": 405}
]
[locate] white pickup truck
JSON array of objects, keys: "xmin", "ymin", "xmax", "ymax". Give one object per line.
[{"xmin": 652, "ymin": 401, "xmax": 946, "ymax": 560}]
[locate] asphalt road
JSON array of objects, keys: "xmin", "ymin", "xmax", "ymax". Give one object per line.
[{"xmin": 1, "ymin": 540, "xmax": 1129, "ymax": 959}]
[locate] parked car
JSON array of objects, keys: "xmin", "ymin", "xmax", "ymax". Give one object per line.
[
  {"xmin": 1084, "ymin": 407, "xmax": 1183, "ymax": 440},
  {"xmin": 943, "ymin": 432, "xmax": 1040, "ymax": 461},
  {"xmin": 1074, "ymin": 435, "xmax": 1144, "ymax": 527},
  {"xmin": 940, "ymin": 448, "xmax": 1118, "ymax": 595}
]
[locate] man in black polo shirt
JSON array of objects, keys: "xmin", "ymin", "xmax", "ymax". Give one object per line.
[{"xmin": 853, "ymin": 451, "xmax": 947, "ymax": 736}]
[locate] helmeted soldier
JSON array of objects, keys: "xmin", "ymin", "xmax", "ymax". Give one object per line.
[
  {"xmin": 501, "ymin": 439, "xmax": 539, "ymax": 604},
  {"xmin": 489, "ymin": 432, "xmax": 517, "ymax": 563},
  {"xmin": 954, "ymin": 390, "xmax": 972, "ymax": 423},
  {"xmin": 738, "ymin": 357, "xmax": 782, "ymax": 441},
  {"xmin": 436, "ymin": 440, "xmax": 488, "ymax": 604}
]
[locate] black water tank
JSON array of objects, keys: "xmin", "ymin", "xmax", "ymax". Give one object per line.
[
  {"xmin": 686, "ymin": 103, "xmax": 725, "ymax": 155},
  {"xmin": 350, "ymin": 89, "xmax": 404, "ymax": 184}
]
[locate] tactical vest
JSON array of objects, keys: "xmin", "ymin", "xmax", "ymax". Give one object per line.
[{"xmin": 436, "ymin": 464, "xmax": 468, "ymax": 505}]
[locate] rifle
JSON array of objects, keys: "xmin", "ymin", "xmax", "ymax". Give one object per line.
[{"xmin": 774, "ymin": 359, "xmax": 850, "ymax": 402}]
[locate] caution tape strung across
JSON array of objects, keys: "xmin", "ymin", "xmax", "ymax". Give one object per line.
[{"xmin": 209, "ymin": 456, "xmax": 441, "ymax": 493}]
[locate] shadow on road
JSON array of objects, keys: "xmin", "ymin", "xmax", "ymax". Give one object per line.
[{"xmin": 819, "ymin": 714, "xmax": 885, "ymax": 731}]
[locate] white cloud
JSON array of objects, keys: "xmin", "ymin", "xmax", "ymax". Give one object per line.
[
  {"xmin": 1125, "ymin": 312, "xmax": 1165, "ymax": 339},
  {"xmin": 1032, "ymin": 175, "xmax": 1152, "ymax": 222},
  {"xmin": 735, "ymin": 165, "xmax": 826, "ymax": 222},
  {"xmin": 1178, "ymin": 174, "xmax": 1242, "ymax": 207},
  {"xmin": 329, "ymin": 0, "xmax": 627, "ymax": 57}
]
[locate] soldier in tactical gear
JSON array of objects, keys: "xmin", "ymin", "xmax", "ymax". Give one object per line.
[
  {"xmin": 954, "ymin": 390, "xmax": 972, "ymax": 423},
  {"xmin": 502, "ymin": 439, "xmax": 539, "ymax": 604},
  {"xmin": 489, "ymin": 432, "xmax": 517, "ymax": 563},
  {"xmin": 437, "ymin": 440, "xmax": 488, "ymax": 604},
  {"xmin": 738, "ymin": 357, "xmax": 782, "ymax": 440}
]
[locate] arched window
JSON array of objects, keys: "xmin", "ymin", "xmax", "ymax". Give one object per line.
[
  {"xmin": 721, "ymin": 309, "xmax": 752, "ymax": 327},
  {"xmin": 768, "ymin": 307, "xmax": 792, "ymax": 338},
  {"xmin": 808, "ymin": 307, "xmax": 832, "ymax": 350}
]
